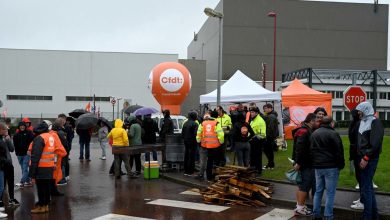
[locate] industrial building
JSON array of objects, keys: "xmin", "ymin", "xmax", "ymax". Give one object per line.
[
  {"xmin": 0, "ymin": 48, "xmax": 206, "ymax": 120},
  {"xmin": 188, "ymin": 0, "xmax": 388, "ymax": 90}
]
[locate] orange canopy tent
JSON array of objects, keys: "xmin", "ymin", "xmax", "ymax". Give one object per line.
[{"xmin": 282, "ymin": 79, "xmax": 332, "ymax": 139}]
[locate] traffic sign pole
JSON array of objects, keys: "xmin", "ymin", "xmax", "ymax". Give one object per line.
[{"xmin": 111, "ymin": 98, "xmax": 116, "ymax": 120}]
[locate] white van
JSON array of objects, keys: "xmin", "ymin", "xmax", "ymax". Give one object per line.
[{"xmin": 151, "ymin": 114, "xmax": 186, "ymax": 134}]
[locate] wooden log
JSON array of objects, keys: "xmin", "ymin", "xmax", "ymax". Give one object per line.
[{"xmin": 228, "ymin": 178, "xmax": 272, "ymax": 199}]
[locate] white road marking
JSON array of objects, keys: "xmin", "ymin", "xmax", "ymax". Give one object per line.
[
  {"xmin": 253, "ymin": 208, "xmax": 295, "ymax": 220},
  {"xmin": 147, "ymin": 199, "xmax": 229, "ymax": 212},
  {"xmin": 180, "ymin": 190, "xmax": 201, "ymax": 196},
  {"xmin": 92, "ymin": 214, "xmax": 155, "ymax": 220}
]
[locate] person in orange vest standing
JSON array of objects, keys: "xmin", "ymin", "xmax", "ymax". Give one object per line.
[
  {"xmin": 29, "ymin": 122, "xmax": 67, "ymax": 214},
  {"xmin": 196, "ymin": 110, "xmax": 224, "ymax": 182}
]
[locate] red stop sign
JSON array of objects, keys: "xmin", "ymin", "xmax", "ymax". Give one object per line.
[{"xmin": 344, "ymin": 86, "xmax": 366, "ymax": 111}]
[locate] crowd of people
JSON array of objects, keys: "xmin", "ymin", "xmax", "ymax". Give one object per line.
[
  {"xmin": 182, "ymin": 103, "xmax": 279, "ymax": 181},
  {"xmin": 0, "ymin": 114, "xmax": 73, "ymax": 217},
  {"xmin": 290, "ymin": 102, "xmax": 384, "ymax": 220},
  {"xmin": 0, "ymin": 101, "xmax": 384, "ymax": 219}
]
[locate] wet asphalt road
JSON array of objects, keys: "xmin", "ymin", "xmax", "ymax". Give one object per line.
[{"xmin": 6, "ymin": 137, "xmax": 286, "ymax": 220}]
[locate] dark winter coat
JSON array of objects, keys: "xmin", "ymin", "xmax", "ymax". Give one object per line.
[
  {"xmin": 159, "ymin": 116, "xmax": 174, "ymax": 142},
  {"xmin": 357, "ymin": 119, "xmax": 384, "ymax": 160},
  {"xmin": 181, "ymin": 119, "xmax": 198, "ymax": 144},
  {"xmin": 76, "ymin": 128, "xmax": 92, "ymax": 142},
  {"xmin": 264, "ymin": 110, "xmax": 279, "ymax": 140},
  {"xmin": 52, "ymin": 125, "xmax": 69, "ymax": 153},
  {"xmin": 13, "ymin": 126, "xmax": 34, "ymax": 156},
  {"xmin": 348, "ymin": 109, "xmax": 360, "ymax": 161},
  {"xmin": 310, "ymin": 125, "xmax": 345, "ymax": 170},
  {"xmin": 142, "ymin": 117, "xmax": 159, "ymax": 144},
  {"xmin": 231, "ymin": 121, "xmax": 254, "ymax": 143},
  {"xmin": 292, "ymin": 124, "xmax": 313, "ymax": 168},
  {"xmin": 0, "ymin": 137, "xmax": 11, "ymax": 170}
]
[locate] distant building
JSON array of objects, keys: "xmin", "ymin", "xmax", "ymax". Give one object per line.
[
  {"xmin": 188, "ymin": 0, "xmax": 388, "ymax": 91},
  {"xmin": 0, "ymin": 48, "xmax": 206, "ymax": 120}
]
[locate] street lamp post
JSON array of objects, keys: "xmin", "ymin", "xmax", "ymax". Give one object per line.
[
  {"xmin": 268, "ymin": 11, "xmax": 277, "ymax": 91},
  {"xmin": 204, "ymin": 7, "xmax": 223, "ymax": 106}
]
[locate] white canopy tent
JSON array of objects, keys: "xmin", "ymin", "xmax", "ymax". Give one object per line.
[
  {"xmin": 200, "ymin": 70, "xmax": 281, "ymax": 103},
  {"xmin": 200, "ymin": 70, "xmax": 283, "ymax": 137}
]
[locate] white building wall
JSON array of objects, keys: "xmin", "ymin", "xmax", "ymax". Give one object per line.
[{"xmin": 0, "ymin": 49, "xmax": 178, "ymax": 120}]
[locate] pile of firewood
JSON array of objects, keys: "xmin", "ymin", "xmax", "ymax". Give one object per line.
[{"xmin": 200, "ymin": 165, "xmax": 273, "ymax": 207}]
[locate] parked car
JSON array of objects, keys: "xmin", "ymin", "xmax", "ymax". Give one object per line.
[{"xmin": 151, "ymin": 114, "xmax": 186, "ymax": 134}]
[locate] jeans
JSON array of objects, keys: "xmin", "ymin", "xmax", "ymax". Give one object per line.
[
  {"xmin": 198, "ymin": 146, "xmax": 208, "ymax": 177},
  {"xmin": 360, "ymin": 158, "xmax": 379, "ymax": 220},
  {"xmin": 99, "ymin": 141, "xmax": 108, "ymax": 157},
  {"xmin": 79, "ymin": 139, "xmax": 90, "ymax": 159},
  {"xmin": 145, "ymin": 151, "xmax": 157, "ymax": 161},
  {"xmin": 234, "ymin": 142, "xmax": 250, "ymax": 167},
  {"xmin": 313, "ymin": 168, "xmax": 340, "ymax": 220},
  {"xmin": 17, "ymin": 155, "xmax": 31, "ymax": 183}
]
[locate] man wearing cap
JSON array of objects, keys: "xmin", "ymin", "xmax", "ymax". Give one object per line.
[
  {"xmin": 196, "ymin": 111, "xmax": 224, "ymax": 181},
  {"xmin": 249, "ymin": 107, "xmax": 267, "ymax": 175}
]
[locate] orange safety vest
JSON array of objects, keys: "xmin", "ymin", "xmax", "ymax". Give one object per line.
[
  {"xmin": 201, "ymin": 120, "xmax": 220, "ymax": 148},
  {"xmin": 36, "ymin": 133, "xmax": 56, "ymax": 168}
]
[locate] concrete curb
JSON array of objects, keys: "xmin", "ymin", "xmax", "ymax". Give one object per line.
[
  {"xmin": 262, "ymin": 179, "xmax": 390, "ymax": 196},
  {"xmin": 161, "ymin": 173, "xmax": 390, "ymax": 220}
]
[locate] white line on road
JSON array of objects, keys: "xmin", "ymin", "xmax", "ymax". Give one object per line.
[
  {"xmin": 147, "ymin": 199, "xmax": 229, "ymax": 212},
  {"xmin": 253, "ymin": 208, "xmax": 294, "ymax": 220},
  {"xmin": 92, "ymin": 214, "xmax": 155, "ymax": 220}
]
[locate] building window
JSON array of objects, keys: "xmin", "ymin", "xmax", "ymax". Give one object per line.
[
  {"xmin": 387, "ymin": 92, "xmax": 390, "ymax": 100},
  {"xmin": 330, "ymin": 91, "xmax": 334, "ymax": 99},
  {"xmin": 66, "ymin": 96, "xmax": 110, "ymax": 102},
  {"xmin": 336, "ymin": 111, "xmax": 342, "ymax": 121},
  {"xmin": 379, "ymin": 112, "xmax": 386, "ymax": 120},
  {"xmin": 379, "ymin": 92, "xmax": 387, "ymax": 100},
  {"xmin": 7, "ymin": 95, "xmax": 52, "ymax": 101},
  {"xmin": 344, "ymin": 111, "xmax": 351, "ymax": 120},
  {"xmin": 335, "ymin": 91, "xmax": 343, "ymax": 99},
  {"xmin": 387, "ymin": 112, "xmax": 390, "ymax": 120},
  {"xmin": 367, "ymin": 92, "xmax": 373, "ymax": 99}
]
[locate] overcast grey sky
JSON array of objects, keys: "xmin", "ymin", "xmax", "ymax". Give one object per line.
[{"xmin": 0, "ymin": 0, "xmax": 388, "ymax": 66}]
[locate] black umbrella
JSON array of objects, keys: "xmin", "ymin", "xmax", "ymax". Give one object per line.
[
  {"xmin": 69, "ymin": 109, "xmax": 88, "ymax": 118},
  {"xmin": 123, "ymin": 105, "xmax": 143, "ymax": 115},
  {"xmin": 76, "ymin": 113, "xmax": 99, "ymax": 129},
  {"xmin": 98, "ymin": 117, "xmax": 112, "ymax": 130}
]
